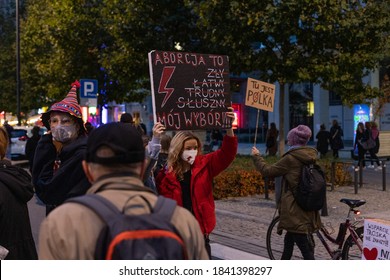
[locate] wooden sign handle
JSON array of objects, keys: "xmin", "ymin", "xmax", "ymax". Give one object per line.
[{"xmin": 254, "ymin": 109, "xmax": 260, "ymax": 146}]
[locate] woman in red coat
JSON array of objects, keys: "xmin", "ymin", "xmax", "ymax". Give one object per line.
[{"xmin": 156, "ymin": 109, "xmax": 237, "ymax": 258}]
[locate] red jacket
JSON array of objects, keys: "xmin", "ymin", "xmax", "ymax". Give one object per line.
[{"xmin": 156, "ymin": 135, "xmax": 238, "ymax": 235}]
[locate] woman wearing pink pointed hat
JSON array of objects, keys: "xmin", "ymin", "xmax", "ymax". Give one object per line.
[{"xmin": 32, "ymin": 81, "xmax": 90, "ymax": 215}]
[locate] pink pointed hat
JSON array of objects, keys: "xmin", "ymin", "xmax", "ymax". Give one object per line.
[{"xmin": 41, "ymin": 81, "xmax": 84, "ymax": 131}]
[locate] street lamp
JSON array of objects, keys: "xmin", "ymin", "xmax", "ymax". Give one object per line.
[{"xmin": 16, "ymin": 0, "xmax": 21, "ymax": 125}]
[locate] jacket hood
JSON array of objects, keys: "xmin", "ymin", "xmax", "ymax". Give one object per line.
[
  {"xmin": 0, "ymin": 160, "xmax": 34, "ymax": 203},
  {"xmin": 284, "ymin": 146, "xmax": 318, "ymax": 164}
]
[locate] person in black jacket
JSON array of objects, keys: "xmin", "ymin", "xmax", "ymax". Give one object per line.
[
  {"xmin": 25, "ymin": 126, "xmax": 41, "ymax": 172},
  {"xmin": 0, "ymin": 126, "xmax": 38, "ymax": 259},
  {"xmin": 329, "ymin": 119, "xmax": 344, "ymax": 159},
  {"xmin": 32, "ymin": 81, "xmax": 90, "ymax": 215},
  {"xmin": 354, "ymin": 122, "xmax": 366, "ymax": 169},
  {"xmin": 265, "ymin": 122, "xmax": 279, "ymax": 156},
  {"xmin": 315, "ymin": 124, "xmax": 330, "ymax": 158}
]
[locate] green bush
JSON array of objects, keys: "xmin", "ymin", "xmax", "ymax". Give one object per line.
[
  {"xmin": 318, "ymin": 158, "xmax": 353, "ymax": 186},
  {"xmin": 213, "ymin": 155, "xmax": 352, "ymax": 200}
]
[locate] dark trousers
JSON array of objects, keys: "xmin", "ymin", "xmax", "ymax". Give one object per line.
[
  {"xmin": 281, "ymin": 231, "xmax": 315, "ymax": 260},
  {"xmin": 204, "ymin": 235, "xmax": 211, "ymax": 259},
  {"xmin": 368, "ymin": 148, "xmax": 380, "ymax": 166},
  {"xmin": 357, "ymin": 146, "xmax": 366, "ymax": 168},
  {"xmin": 332, "ymin": 149, "xmax": 339, "ymax": 159}
]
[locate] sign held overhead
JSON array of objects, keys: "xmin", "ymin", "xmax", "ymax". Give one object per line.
[
  {"xmin": 148, "ymin": 50, "xmax": 232, "ymax": 131},
  {"xmin": 245, "ymin": 78, "xmax": 275, "ymax": 112}
]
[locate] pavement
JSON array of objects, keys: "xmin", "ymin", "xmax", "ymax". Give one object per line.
[{"xmin": 18, "ymin": 142, "xmax": 390, "ymax": 260}]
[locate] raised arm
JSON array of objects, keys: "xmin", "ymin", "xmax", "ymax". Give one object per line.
[{"xmin": 225, "ymin": 107, "xmax": 235, "ymax": 137}]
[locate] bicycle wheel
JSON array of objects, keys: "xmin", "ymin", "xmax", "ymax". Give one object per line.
[
  {"xmin": 266, "ymin": 216, "xmax": 303, "ymax": 260},
  {"xmin": 266, "ymin": 216, "xmax": 281, "ymax": 259},
  {"xmin": 341, "ymin": 226, "xmax": 364, "ymax": 260}
]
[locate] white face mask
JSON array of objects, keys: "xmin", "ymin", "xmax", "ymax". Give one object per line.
[
  {"xmin": 181, "ymin": 150, "xmax": 197, "ymax": 165},
  {"xmin": 52, "ymin": 124, "xmax": 78, "ymax": 143}
]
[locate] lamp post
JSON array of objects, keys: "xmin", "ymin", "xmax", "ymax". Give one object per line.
[{"xmin": 16, "ymin": 0, "xmax": 21, "ymax": 125}]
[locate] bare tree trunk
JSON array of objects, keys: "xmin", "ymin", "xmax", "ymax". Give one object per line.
[{"xmin": 279, "ymin": 83, "xmax": 285, "ymax": 155}]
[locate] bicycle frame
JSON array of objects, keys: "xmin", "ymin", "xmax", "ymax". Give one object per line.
[{"xmin": 316, "ymin": 206, "xmax": 364, "ymax": 259}]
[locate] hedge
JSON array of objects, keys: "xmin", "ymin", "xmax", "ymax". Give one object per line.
[{"xmin": 213, "ymin": 155, "xmax": 352, "ymax": 200}]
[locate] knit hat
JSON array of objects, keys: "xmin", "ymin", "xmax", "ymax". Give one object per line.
[
  {"xmin": 287, "ymin": 125, "xmax": 312, "ymax": 146},
  {"xmin": 41, "ymin": 81, "xmax": 84, "ymax": 132},
  {"xmin": 85, "ymin": 122, "xmax": 145, "ymax": 164}
]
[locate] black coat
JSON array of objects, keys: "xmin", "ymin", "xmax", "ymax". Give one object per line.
[
  {"xmin": 316, "ymin": 130, "xmax": 330, "ymax": 155},
  {"xmin": 25, "ymin": 135, "xmax": 40, "ymax": 171},
  {"xmin": 0, "ymin": 160, "xmax": 38, "ymax": 259},
  {"xmin": 32, "ymin": 134, "xmax": 90, "ymax": 206},
  {"xmin": 354, "ymin": 129, "xmax": 366, "ymax": 152},
  {"xmin": 330, "ymin": 125, "xmax": 344, "ymax": 150}
]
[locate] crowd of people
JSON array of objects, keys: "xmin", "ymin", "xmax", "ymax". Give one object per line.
[
  {"xmin": 354, "ymin": 121, "xmax": 381, "ymax": 170},
  {"xmin": 0, "ymin": 81, "xmax": 238, "ymax": 260},
  {"xmin": 0, "ymin": 81, "xmax": 382, "ymax": 260},
  {"xmin": 315, "ymin": 119, "xmax": 381, "ymax": 170},
  {"xmin": 314, "ymin": 120, "xmax": 345, "ymax": 159}
]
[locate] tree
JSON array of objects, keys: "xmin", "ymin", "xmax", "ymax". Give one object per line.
[
  {"xmin": 21, "ymin": 0, "xmax": 111, "ymax": 108},
  {"xmin": 186, "ymin": 0, "xmax": 390, "ymax": 154},
  {"xmin": 20, "ymin": 0, "xmax": 201, "ymax": 109},
  {"xmin": 0, "ymin": 10, "xmax": 17, "ymax": 116},
  {"xmin": 372, "ymin": 59, "xmax": 390, "ymax": 119},
  {"xmin": 98, "ymin": 0, "xmax": 202, "ymax": 104}
]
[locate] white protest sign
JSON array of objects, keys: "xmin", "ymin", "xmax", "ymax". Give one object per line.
[{"xmin": 362, "ymin": 218, "xmax": 390, "ymax": 260}]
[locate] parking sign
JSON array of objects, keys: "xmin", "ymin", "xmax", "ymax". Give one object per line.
[{"xmin": 80, "ymin": 79, "xmax": 98, "ymax": 98}]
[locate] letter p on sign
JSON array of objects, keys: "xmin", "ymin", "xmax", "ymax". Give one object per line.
[{"xmin": 80, "ymin": 79, "xmax": 98, "ymax": 98}]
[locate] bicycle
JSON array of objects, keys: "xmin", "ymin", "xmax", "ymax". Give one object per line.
[{"xmin": 266, "ymin": 198, "xmax": 365, "ymax": 260}]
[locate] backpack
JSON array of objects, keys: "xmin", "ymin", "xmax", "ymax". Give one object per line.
[
  {"xmin": 67, "ymin": 194, "xmax": 187, "ymax": 260},
  {"xmin": 290, "ymin": 156, "xmax": 327, "ymax": 211}
]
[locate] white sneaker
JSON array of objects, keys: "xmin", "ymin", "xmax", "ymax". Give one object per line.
[
  {"xmin": 376, "ymin": 166, "xmax": 382, "ymax": 171},
  {"xmin": 367, "ymin": 165, "xmax": 375, "ymax": 169}
]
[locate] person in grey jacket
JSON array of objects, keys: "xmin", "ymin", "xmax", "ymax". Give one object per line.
[{"xmin": 252, "ymin": 125, "xmax": 322, "ymax": 259}]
